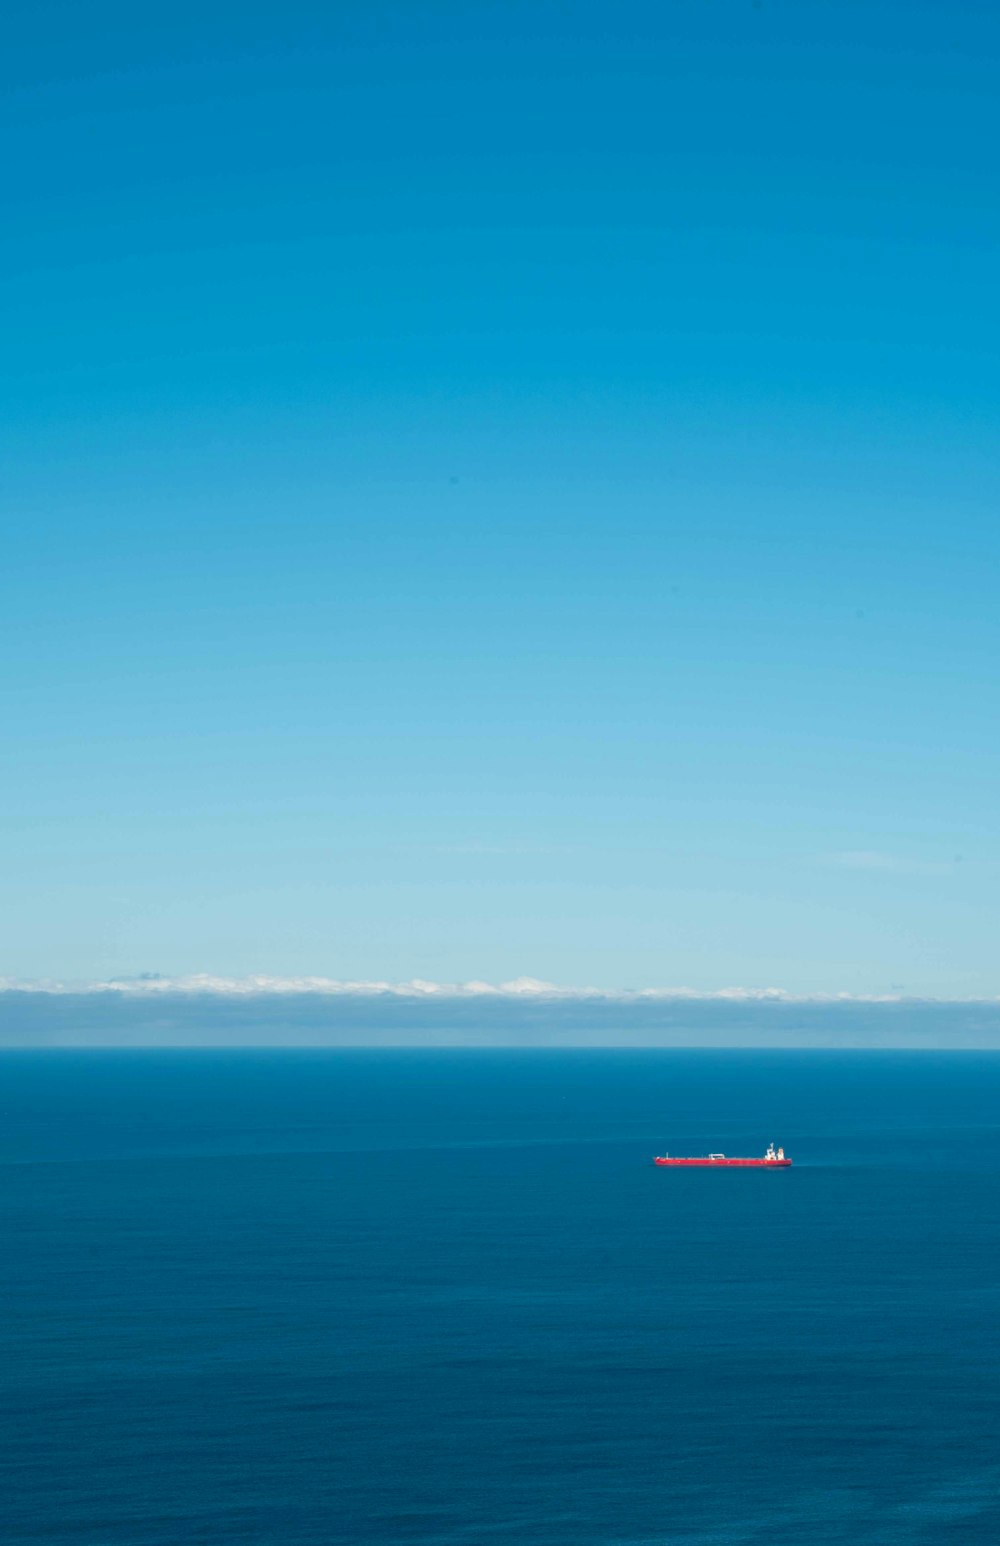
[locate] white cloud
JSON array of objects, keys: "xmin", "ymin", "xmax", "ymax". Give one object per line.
[
  {"xmin": 0, "ymin": 973, "xmax": 992, "ymax": 1004},
  {"xmin": 831, "ymin": 849, "xmax": 902, "ymax": 871},
  {"xmin": 828, "ymin": 850, "xmax": 959, "ymax": 876}
]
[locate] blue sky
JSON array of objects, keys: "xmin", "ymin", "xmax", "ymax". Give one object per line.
[{"xmin": 4, "ymin": 1, "xmax": 999, "ymax": 995}]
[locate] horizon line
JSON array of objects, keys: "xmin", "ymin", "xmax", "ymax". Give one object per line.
[{"xmin": 1, "ymin": 974, "xmax": 997, "ymax": 1006}]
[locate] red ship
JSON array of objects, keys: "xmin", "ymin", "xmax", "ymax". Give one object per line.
[{"xmin": 654, "ymin": 1143, "xmax": 791, "ymax": 1168}]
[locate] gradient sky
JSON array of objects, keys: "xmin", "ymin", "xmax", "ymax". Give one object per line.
[{"xmin": 4, "ymin": 1, "xmax": 999, "ymax": 995}]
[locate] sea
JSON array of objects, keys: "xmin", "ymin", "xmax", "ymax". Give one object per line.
[{"xmin": 2, "ymin": 1049, "xmax": 999, "ymax": 1545}]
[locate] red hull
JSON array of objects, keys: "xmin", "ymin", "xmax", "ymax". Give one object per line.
[{"xmin": 654, "ymin": 1156, "xmax": 791, "ymax": 1168}]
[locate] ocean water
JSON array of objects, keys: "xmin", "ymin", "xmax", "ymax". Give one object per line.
[{"xmin": 2, "ymin": 1050, "xmax": 1000, "ymax": 1545}]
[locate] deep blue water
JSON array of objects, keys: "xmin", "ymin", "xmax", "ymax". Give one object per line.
[{"xmin": 2, "ymin": 1050, "xmax": 1000, "ymax": 1545}]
